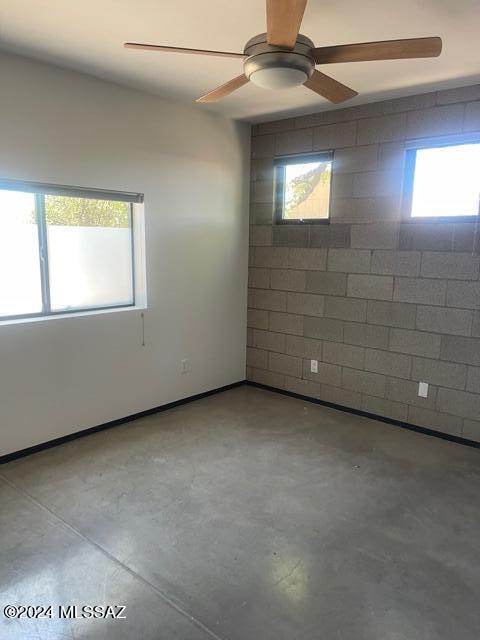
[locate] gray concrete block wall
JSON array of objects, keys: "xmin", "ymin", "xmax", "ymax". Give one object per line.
[{"xmin": 247, "ymin": 84, "xmax": 480, "ymax": 443}]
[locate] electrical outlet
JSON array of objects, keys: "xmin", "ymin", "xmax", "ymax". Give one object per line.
[
  {"xmin": 181, "ymin": 359, "xmax": 189, "ymax": 374},
  {"xmin": 310, "ymin": 359, "xmax": 318, "ymax": 373},
  {"xmin": 418, "ymin": 382, "xmax": 428, "ymax": 398}
]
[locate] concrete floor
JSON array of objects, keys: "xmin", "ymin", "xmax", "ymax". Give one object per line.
[{"xmin": 1, "ymin": 386, "xmax": 480, "ymax": 640}]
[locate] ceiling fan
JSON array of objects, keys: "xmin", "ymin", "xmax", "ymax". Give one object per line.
[{"xmin": 124, "ymin": 0, "xmax": 442, "ymax": 105}]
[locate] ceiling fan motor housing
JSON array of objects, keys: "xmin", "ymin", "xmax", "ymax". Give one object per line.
[{"xmin": 243, "ymin": 33, "xmax": 315, "ymax": 89}]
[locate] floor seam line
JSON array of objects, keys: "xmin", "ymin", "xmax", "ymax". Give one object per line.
[{"xmin": 0, "ymin": 472, "xmax": 228, "ymax": 640}]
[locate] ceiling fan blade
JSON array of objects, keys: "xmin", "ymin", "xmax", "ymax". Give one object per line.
[
  {"xmin": 312, "ymin": 37, "xmax": 442, "ymax": 64},
  {"xmin": 304, "ymin": 70, "xmax": 358, "ymax": 103},
  {"xmin": 124, "ymin": 42, "xmax": 245, "ymax": 59},
  {"xmin": 266, "ymin": 0, "xmax": 308, "ymax": 48},
  {"xmin": 196, "ymin": 74, "xmax": 250, "ymax": 103}
]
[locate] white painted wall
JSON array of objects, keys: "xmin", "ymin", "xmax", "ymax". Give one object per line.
[{"xmin": 0, "ymin": 51, "xmax": 250, "ymax": 456}]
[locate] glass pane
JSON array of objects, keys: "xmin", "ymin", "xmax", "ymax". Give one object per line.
[
  {"xmin": 45, "ymin": 196, "xmax": 134, "ymax": 312},
  {"xmin": 0, "ymin": 190, "xmax": 42, "ymax": 317},
  {"xmin": 411, "ymin": 143, "xmax": 480, "ymax": 217},
  {"xmin": 283, "ymin": 161, "xmax": 331, "ymax": 220}
]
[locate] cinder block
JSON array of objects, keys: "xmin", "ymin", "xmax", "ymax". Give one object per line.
[
  {"xmin": 254, "ymin": 247, "xmax": 289, "ymax": 268},
  {"xmin": 357, "ymin": 113, "xmax": 407, "ymax": 145},
  {"xmin": 453, "ymin": 223, "xmax": 480, "ymax": 253},
  {"xmin": 309, "ymin": 224, "xmax": 351, "ymax": 248},
  {"xmin": 362, "ymin": 395, "xmax": 408, "ymax": 421},
  {"xmin": 247, "ymin": 308, "xmax": 269, "ymax": 329},
  {"xmin": 390, "ymin": 328, "xmax": 441, "ymax": 358},
  {"xmin": 250, "ymin": 289, "xmax": 286, "ymax": 312},
  {"xmin": 327, "ymin": 249, "xmax": 371, "ymax": 273},
  {"xmin": 377, "ymin": 142, "xmax": 406, "ymax": 172},
  {"xmin": 323, "ymin": 342, "xmax": 365, "ymax": 369},
  {"xmin": 436, "ymin": 388, "xmax": 480, "ymax": 421},
  {"xmin": 269, "ymin": 352, "xmax": 303, "ymax": 377},
  {"xmin": 347, "ymin": 274, "xmax": 393, "ymax": 300},
  {"xmin": 463, "ymin": 419, "xmax": 480, "ymax": 441},
  {"xmin": 270, "ymin": 269, "xmax": 306, "ymax": 292},
  {"xmin": 250, "ymin": 203, "xmax": 274, "ymax": 225},
  {"xmin": 408, "ymin": 406, "xmax": 463, "ymax": 436},
  {"xmin": 313, "ymin": 120, "xmax": 357, "ymax": 150},
  {"xmin": 411, "ymin": 357, "xmax": 467, "ymax": 391},
  {"xmin": 365, "ymin": 348, "xmax": 411, "ymax": 379},
  {"xmin": 284, "ymin": 376, "xmax": 321, "ymax": 398},
  {"xmin": 288, "ymin": 248, "xmax": 327, "ymax": 270},
  {"xmin": 330, "ymin": 196, "xmax": 401, "ymax": 224},
  {"xmin": 334, "ymin": 145, "xmax": 378, "ymax": 173},
  {"xmin": 248, "ymin": 248, "xmax": 255, "ymax": 267},
  {"xmin": 269, "ymin": 312, "xmax": 304, "ymax": 336},
  {"xmin": 251, "ymin": 158, "xmax": 274, "ymax": 182},
  {"xmin": 437, "ymin": 85, "xmax": 480, "ymax": 105},
  {"xmin": 331, "ymin": 172, "xmax": 354, "ymax": 199},
  {"xmin": 406, "ymin": 104, "xmax": 464, "ymax": 139},
  {"xmin": 257, "ymin": 118, "xmax": 296, "ymax": 135},
  {"xmin": 251, "ymin": 134, "xmax": 275, "ymax": 159},
  {"xmin": 287, "ymin": 292, "xmax": 324, "ymax": 317},
  {"xmin": 252, "ymin": 179, "xmax": 274, "ymax": 204},
  {"xmin": 398, "ymin": 223, "xmax": 453, "ymax": 251},
  {"xmin": 304, "ymin": 316, "xmax": 344, "ymax": 342},
  {"xmin": 319, "ymin": 383, "xmax": 362, "ymax": 410},
  {"xmin": 381, "ymin": 92, "xmax": 436, "ymax": 114},
  {"xmin": 420, "ymin": 252, "xmax": 480, "ymax": 280},
  {"xmin": 445, "ymin": 281, "xmax": 480, "ymax": 310},
  {"xmin": 248, "ymin": 268, "xmax": 270, "ymax": 289},
  {"xmin": 342, "ymin": 368, "xmax": 386, "ymax": 397},
  {"xmin": 252, "ymin": 329, "xmax": 286, "ymax": 353},
  {"xmin": 466, "ymin": 367, "xmax": 480, "ymax": 393},
  {"xmin": 464, "ymin": 101, "xmax": 480, "ymax": 131},
  {"xmin": 306, "ymin": 271, "xmax": 347, "ymax": 296},
  {"xmin": 250, "ymin": 225, "xmax": 272, "ymax": 246},
  {"xmin": 246, "ymin": 347, "xmax": 269, "ymax": 369},
  {"xmin": 473, "ymin": 311, "xmax": 480, "ymax": 337},
  {"xmin": 367, "ymin": 300, "xmax": 416, "ymax": 328},
  {"xmin": 386, "ymin": 377, "xmax": 437, "ymax": 408},
  {"xmin": 276, "ymin": 128, "xmax": 313, "ymax": 155},
  {"xmin": 351, "ymin": 223, "xmax": 398, "ymax": 249},
  {"xmin": 353, "ymin": 170, "xmax": 401, "ymax": 198},
  {"xmin": 440, "ymin": 336, "xmax": 480, "ymax": 366},
  {"xmin": 273, "ymin": 225, "xmax": 309, "ymax": 247},
  {"xmin": 247, "ymin": 327, "xmax": 253, "ymax": 346},
  {"xmin": 285, "ymin": 335, "xmax": 323, "ymax": 359},
  {"xmin": 324, "ymin": 296, "xmax": 367, "ymax": 322},
  {"xmin": 394, "ymin": 278, "xmax": 446, "ymax": 306},
  {"xmin": 248, "ymin": 367, "xmax": 284, "ymax": 388},
  {"xmin": 371, "ymin": 251, "xmax": 421, "ymax": 276},
  {"xmin": 303, "ymin": 359, "xmax": 342, "ymax": 387},
  {"xmin": 416, "ymin": 306, "xmax": 473, "ymax": 336},
  {"xmin": 344, "ymin": 322, "xmax": 389, "ymax": 349}
]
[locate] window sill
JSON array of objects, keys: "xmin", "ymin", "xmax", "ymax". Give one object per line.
[
  {"xmin": 0, "ymin": 304, "xmax": 147, "ymax": 327},
  {"xmin": 401, "ymin": 216, "xmax": 480, "ymax": 224},
  {"xmin": 276, "ymin": 218, "xmax": 330, "ymax": 225}
]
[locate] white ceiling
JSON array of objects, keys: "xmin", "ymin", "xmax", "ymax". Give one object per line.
[{"xmin": 1, "ymin": 0, "xmax": 479, "ymax": 122}]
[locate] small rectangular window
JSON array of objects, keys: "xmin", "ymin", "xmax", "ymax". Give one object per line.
[
  {"xmin": 403, "ymin": 141, "xmax": 480, "ymax": 220},
  {"xmin": 274, "ymin": 152, "xmax": 333, "ymax": 223},
  {"xmin": 0, "ymin": 180, "xmax": 143, "ymax": 321}
]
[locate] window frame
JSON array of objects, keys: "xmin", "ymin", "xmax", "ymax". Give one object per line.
[
  {"xmin": 274, "ymin": 151, "xmax": 334, "ymax": 225},
  {"xmin": 401, "ymin": 136, "xmax": 480, "ymax": 224},
  {"xmin": 0, "ymin": 179, "xmax": 142, "ymax": 322}
]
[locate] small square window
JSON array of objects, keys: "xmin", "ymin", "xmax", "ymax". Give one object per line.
[
  {"xmin": 274, "ymin": 152, "xmax": 333, "ymax": 223},
  {"xmin": 403, "ymin": 141, "xmax": 480, "ymax": 221}
]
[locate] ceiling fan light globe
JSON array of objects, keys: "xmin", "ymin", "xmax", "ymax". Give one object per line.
[{"xmin": 249, "ymin": 67, "xmax": 307, "ymax": 89}]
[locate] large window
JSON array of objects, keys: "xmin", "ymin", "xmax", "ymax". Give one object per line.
[
  {"xmin": 274, "ymin": 152, "xmax": 333, "ymax": 223},
  {"xmin": 403, "ymin": 140, "xmax": 480, "ymax": 220},
  {"xmin": 0, "ymin": 180, "xmax": 142, "ymax": 321}
]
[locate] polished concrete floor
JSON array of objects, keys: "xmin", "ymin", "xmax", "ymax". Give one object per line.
[{"xmin": 1, "ymin": 386, "xmax": 480, "ymax": 640}]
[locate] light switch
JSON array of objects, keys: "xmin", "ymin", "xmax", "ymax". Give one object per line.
[{"xmin": 418, "ymin": 382, "xmax": 429, "ymax": 398}]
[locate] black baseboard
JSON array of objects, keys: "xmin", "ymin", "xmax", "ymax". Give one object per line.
[
  {"xmin": 0, "ymin": 380, "xmax": 247, "ymax": 465},
  {"xmin": 246, "ymin": 381, "xmax": 480, "ymax": 450}
]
